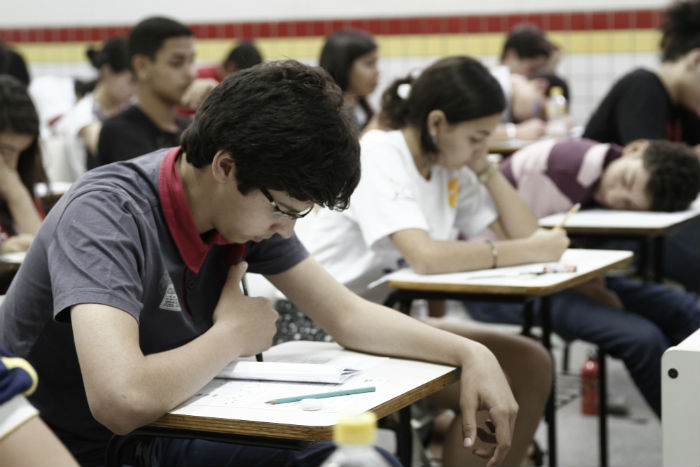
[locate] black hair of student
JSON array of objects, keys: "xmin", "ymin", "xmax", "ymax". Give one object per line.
[
  {"xmin": 319, "ymin": 29, "xmax": 377, "ymax": 126},
  {"xmin": 0, "ymin": 42, "xmax": 30, "ymax": 86},
  {"xmin": 0, "ymin": 75, "xmax": 41, "ymax": 231},
  {"xmin": 379, "ymin": 56, "xmax": 506, "ymax": 157},
  {"xmin": 224, "ymin": 42, "xmax": 263, "ymax": 70},
  {"xmin": 87, "ymin": 36, "xmax": 130, "ymax": 73},
  {"xmin": 500, "ymin": 23, "xmax": 553, "ymax": 61},
  {"xmin": 181, "ymin": 60, "xmax": 360, "ymax": 210},
  {"xmin": 529, "ymin": 71, "xmax": 571, "ymax": 102},
  {"xmin": 643, "ymin": 140, "xmax": 700, "ymax": 212},
  {"xmin": 660, "ymin": 0, "xmax": 700, "ymax": 61},
  {"xmin": 78, "ymin": 37, "xmax": 130, "ymax": 97},
  {"xmin": 128, "ymin": 16, "xmax": 193, "ymax": 62}
]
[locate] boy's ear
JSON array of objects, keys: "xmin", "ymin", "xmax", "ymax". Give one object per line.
[
  {"xmin": 623, "ymin": 139, "xmax": 650, "ymax": 157},
  {"xmin": 212, "ymin": 150, "xmax": 236, "ymax": 182},
  {"xmin": 131, "ymin": 54, "xmax": 151, "ymax": 81},
  {"xmin": 684, "ymin": 48, "xmax": 700, "ymax": 70}
]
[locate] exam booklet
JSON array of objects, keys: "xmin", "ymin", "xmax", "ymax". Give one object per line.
[{"xmin": 216, "ymin": 361, "xmax": 360, "ymax": 384}]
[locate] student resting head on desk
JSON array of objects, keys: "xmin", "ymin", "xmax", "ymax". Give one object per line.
[
  {"xmin": 0, "ymin": 75, "xmax": 44, "ymax": 258},
  {"xmin": 465, "ymin": 136, "xmax": 700, "ymax": 418},
  {"xmin": 0, "ymin": 60, "xmax": 521, "ymax": 467},
  {"xmin": 489, "ymin": 65, "xmax": 571, "ymax": 141},
  {"xmin": 300, "ymin": 55, "xmax": 570, "ymax": 466}
]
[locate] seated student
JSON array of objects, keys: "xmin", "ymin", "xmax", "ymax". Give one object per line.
[
  {"xmin": 500, "ymin": 23, "xmax": 560, "ymax": 76},
  {"xmin": 197, "ymin": 41, "xmax": 263, "ymax": 82},
  {"xmin": 52, "ymin": 36, "xmax": 134, "ymax": 180},
  {"xmin": 176, "ymin": 42, "xmax": 264, "ymax": 118},
  {"xmin": 583, "ymin": 0, "xmax": 700, "ymax": 294},
  {"xmin": 319, "ymin": 29, "xmax": 379, "ymax": 132},
  {"xmin": 0, "ymin": 347, "xmax": 78, "ymax": 466},
  {"xmin": 96, "ymin": 16, "xmax": 214, "ymax": 166},
  {"xmin": 489, "ymin": 66, "xmax": 571, "ymax": 141},
  {"xmin": 466, "ymin": 136, "xmax": 700, "ymax": 418},
  {"xmin": 0, "ymin": 76, "xmax": 43, "ymax": 258},
  {"xmin": 503, "ymin": 137, "xmax": 700, "ymax": 216},
  {"xmin": 302, "ymin": 56, "xmax": 568, "ymax": 466},
  {"xmin": 0, "ymin": 61, "xmax": 519, "ymax": 467},
  {"xmin": 583, "ymin": 0, "xmax": 699, "ymax": 147}
]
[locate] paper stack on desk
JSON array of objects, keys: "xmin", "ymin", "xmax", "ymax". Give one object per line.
[{"xmin": 217, "ymin": 361, "xmax": 360, "ymax": 384}]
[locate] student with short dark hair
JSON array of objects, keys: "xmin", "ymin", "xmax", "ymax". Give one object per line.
[
  {"xmin": 500, "ymin": 23, "xmax": 558, "ymax": 76},
  {"xmin": 583, "ymin": 0, "xmax": 700, "ymax": 295},
  {"xmin": 304, "ymin": 56, "xmax": 567, "ymax": 466},
  {"xmin": 197, "ymin": 41, "xmax": 263, "ymax": 82},
  {"xmin": 96, "ymin": 16, "xmax": 198, "ymax": 166},
  {"xmin": 503, "ymin": 138, "xmax": 700, "ymax": 215},
  {"xmin": 467, "ymin": 136, "xmax": 700, "ymax": 417},
  {"xmin": 583, "ymin": 0, "xmax": 700, "ymax": 146},
  {"xmin": 0, "ymin": 60, "xmax": 519, "ymax": 467},
  {"xmin": 0, "ymin": 76, "xmax": 43, "ymax": 258},
  {"xmin": 319, "ymin": 29, "xmax": 379, "ymax": 131}
]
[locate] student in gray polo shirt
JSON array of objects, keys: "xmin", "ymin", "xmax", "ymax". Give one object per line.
[{"xmin": 0, "ymin": 60, "xmax": 518, "ymax": 467}]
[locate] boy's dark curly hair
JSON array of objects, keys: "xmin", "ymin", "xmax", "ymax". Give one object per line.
[
  {"xmin": 181, "ymin": 60, "xmax": 360, "ymax": 210},
  {"xmin": 644, "ymin": 140, "xmax": 700, "ymax": 211}
]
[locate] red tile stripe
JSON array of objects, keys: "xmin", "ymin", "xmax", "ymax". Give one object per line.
[{"xmin": 0, "ymin": 10, "xmax": 663, "ymax": 44}]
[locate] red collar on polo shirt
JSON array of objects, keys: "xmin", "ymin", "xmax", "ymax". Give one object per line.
[{"xmin": 158, "ymin": 147, "xmax": 245, "ymax": 273}]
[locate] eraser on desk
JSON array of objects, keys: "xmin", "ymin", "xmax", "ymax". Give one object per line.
[{"xmin": 300, "ymin": 398, "xmax": 324, "ymax": 411}]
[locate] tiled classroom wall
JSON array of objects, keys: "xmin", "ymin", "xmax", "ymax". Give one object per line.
[{"xmin": 1, "ymin": 0, "xmax": 670, "ymax": 127}]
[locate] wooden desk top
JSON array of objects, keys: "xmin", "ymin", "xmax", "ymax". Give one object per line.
[
  {"xmin": 150, "ymin": 341, "xmax": 458, "ymax": 441},
  {"xmin": 539, "ymin": 209, "xmax": 700, "ymax": 236},
  {"xmin": 383, "ymin": 249, "xmax": 633, "ymax": 296}
]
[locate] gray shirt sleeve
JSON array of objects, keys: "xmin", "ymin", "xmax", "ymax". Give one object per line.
[{"xmin": 49, "ymin": 189, "xmax": 146, "ymax": 322}]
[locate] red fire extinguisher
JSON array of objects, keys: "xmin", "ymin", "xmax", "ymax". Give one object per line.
[{"xmin": 581, "ymin": 353, "xmax": 599, "ymax": 415}]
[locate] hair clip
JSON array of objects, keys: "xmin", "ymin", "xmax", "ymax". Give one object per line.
[{"xmin": 397, "ymin": 83, "xmax": 411, "ymax": 99}]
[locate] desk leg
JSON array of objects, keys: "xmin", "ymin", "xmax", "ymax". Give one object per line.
[
  {"xmin": 397, "ymin": 406, "xmax": 413, "ymax": 467},
  {"xmin": 541, "ymin": 296, "xmax": 557, "ymax": 467},
  {"xmin": 654, "ymin": 236, "xmax": 665, "ymax": 284},
  {"xmin": 598, "ymin": 351, "xmax": 608, "ymax": 467},
  {"xmin": 639, "ymin": 238, "xmax": 650, "ymax": 281}
]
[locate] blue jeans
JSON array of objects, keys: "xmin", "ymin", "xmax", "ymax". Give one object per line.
[
  {"xmin": 465, "ymin": 276, "xmax": 700, "ymax": 417},
  {"xmin": 150, "ymin": 439, "xmax": 402, "ymax": 467}
]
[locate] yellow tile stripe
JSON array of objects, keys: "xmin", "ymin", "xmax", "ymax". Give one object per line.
[{"xmin": 15, "ymin": 30, "xmax": 660, "ymax": 64}]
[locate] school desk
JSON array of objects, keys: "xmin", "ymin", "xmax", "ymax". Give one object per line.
[
  {"xmin": 378, "ymin": 248, "xmax": 633, "ymax": 467},
  {"xmin": 105, "ymin": 340, "xmax": 458, "ymax": 467},
  {"xmin": 539, "ymin": 208, "xmax": 700, "ymax": 283}
]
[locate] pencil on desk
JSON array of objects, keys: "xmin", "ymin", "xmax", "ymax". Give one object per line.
[
  {"xmin": 553, "ymin": 203, "xmax": 581, "ymax": 229},
  {"xmin": 265, "ymin": 386, "xmax": 376, "ymax": 405}
]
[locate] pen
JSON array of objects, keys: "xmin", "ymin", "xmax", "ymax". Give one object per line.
[
  {"xmin": 265, "ymin": 386, "xmax": 376, "ymax": 405},
  {"xmin": 553, "ymin": 203, "xmax": 581, "ymax": 229}
]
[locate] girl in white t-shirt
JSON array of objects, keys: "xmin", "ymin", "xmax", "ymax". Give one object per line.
[{"xmin": 304, "ymin": 56, "xmax": 570, "ymax": 466}]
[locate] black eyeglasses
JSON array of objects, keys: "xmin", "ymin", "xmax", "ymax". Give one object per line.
[{"xmin": 260, "ymin": 188, "xmax": 314, "ymax": 219}]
